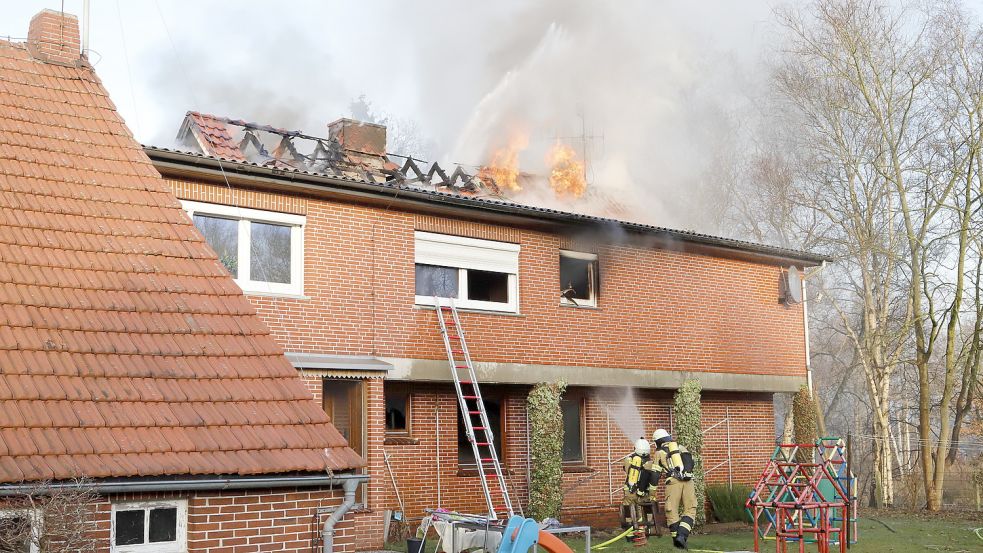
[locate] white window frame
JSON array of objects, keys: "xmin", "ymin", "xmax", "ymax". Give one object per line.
[
  {"xmin": 110, "ymin": 499, "xmax": 187, "ymax": 553},
  {"xmin": 414, "ymin": 231, "xmax": 520, "ymax": 313},
  {"xmin": 0, "ymin": 508, "xmax": 41, "ymax": 553},
  {"xmin": 181, "ymin": 200, "xmax": 305, "ymax": 296},
  {"xmin": 559, "ymin": 250, "xmax": 598, "ymax": 307}
]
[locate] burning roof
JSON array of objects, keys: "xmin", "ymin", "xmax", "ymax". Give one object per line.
[
  {"xmin": 179, "ymin": 112, "xmax": 505, "ymax": 195},
  {"xmin": 176, "ymin": 112, "xmax": 628, "ymax": 217}
]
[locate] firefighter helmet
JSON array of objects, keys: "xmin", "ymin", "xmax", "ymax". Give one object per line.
[
  {"xmin": 634, "ymin": 438, "xmax": 651, "ymax": 455},
  {"xmin": 652, "ymin": 428, "xmax": 670, "ymax": 443}
]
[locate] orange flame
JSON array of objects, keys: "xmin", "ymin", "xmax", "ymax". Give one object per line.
[
  {"xmin": 478, "ymin": 132, "xmax": 528, "ymax": 193},
  {"xmin": 547, "ymin": 142, "xmax": 586, "ymax": 199}
]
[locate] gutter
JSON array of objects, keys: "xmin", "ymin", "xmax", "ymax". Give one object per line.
[
  {"xmin": 145, "ymin": 147, "xmax": 831, "ymax": 266},
  {"xmin": 0, "ymin": 473, "xmax": 368, "ymax": 495}
]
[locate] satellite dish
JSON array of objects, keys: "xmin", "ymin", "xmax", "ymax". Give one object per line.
[{"xmin": 783, "ymin": 266, "xmax": 803, "ymax": 304}]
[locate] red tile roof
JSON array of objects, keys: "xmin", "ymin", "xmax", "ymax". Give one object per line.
[{"xmin": 0, "ymin": 39, "xmax": 362, "ymax": 484}]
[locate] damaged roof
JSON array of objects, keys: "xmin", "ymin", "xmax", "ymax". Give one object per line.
[
  {"xmin": 167, "ymin": 112, "xmax": 827, "ymax": 265},
  {"xmin": 0, "ymin": 34, "xmax": 362, "ymax": 484}
]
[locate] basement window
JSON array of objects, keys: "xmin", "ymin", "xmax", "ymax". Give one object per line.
[
  {"xmin": 0, "ymin": 509, "xmax": 40, "ymax": 553},
  {"xmin": 385, "ymin": 385, "xmax": 411, "ymax": 434},
  {"xmin": 559, "ymin": 250, "xmax": 598, "ymax": 307},
  {"xmin": 415, "ymin": 232, "xmax": 520, "ymax": 313},
  {"xmin": 458, "ymin": 397, "xmax": 505, "ymax": 467},
  {"xmin": 181, "ymin": 200, "xmax": 305, "ymax": 296},
  {"xmin": 111, "ymin": 500, "xmax": 187, "ymax": 553}
]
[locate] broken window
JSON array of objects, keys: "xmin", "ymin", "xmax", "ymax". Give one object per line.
[
  {"xmin": 385, "ymin": 385, "xmax": 411, "ymax": 433},
  {"xmin": 110, "ymin": 500, "xmax": 186, "ymax": 553},
  {"xmin": 458, "ymin": 396, "xmax": 504, "ymax": 467},
  {"xmin": 182, "ymin": 200, "xmax": 305, "ymax": 296},
  {"xmin": 414, "ymin": 231, "xmax": 519, "ymax": 312},
  {"xmin": 560, "ymin": 250, "xmax": 598, "ymax": 307},
  {"xmin": 466, "ymin": 269, "xmax": 509, "ymax": 303},
  {"xmin": 561, "ymin": 395, "xmax": 586, "ymax": 464}
]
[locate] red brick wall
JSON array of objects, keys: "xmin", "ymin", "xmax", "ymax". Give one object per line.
[
  {"xmin": 25, "ymin": 486, "xmax": 352, "ymax": 552},
  {"xmin": 299, "ymin": 379, "xmax": 774, "ymax": 540},
  {"xmin": 169, "ymin": 178, "xmax": 808, "ymax": 377}
]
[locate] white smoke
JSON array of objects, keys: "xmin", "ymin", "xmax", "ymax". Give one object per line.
[{"xmin": 129, "ymin": 0, "xmax": 778, "ymax": 233}]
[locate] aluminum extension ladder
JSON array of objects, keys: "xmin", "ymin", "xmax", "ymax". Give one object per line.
[{"xmin": 434, "ymin": 297, "xmax": 515, "ymax": 521}]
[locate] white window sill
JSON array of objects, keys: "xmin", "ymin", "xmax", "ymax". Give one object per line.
[
  {"xmin": 413, "ymin": 304, "xmax": 525, "ymax": 317},
  {"xmin": 559, "ymin": 302, "xmax": 600, "ymax": 310},
  {"xmin": 243, "ymin": 290, "xmax": 311, "ymax": 300}
]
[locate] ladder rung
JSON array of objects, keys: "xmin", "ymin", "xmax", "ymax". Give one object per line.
[
  {"xmin": 473, "ymin": 426, "xmax": 487, "ymax": 430},
  {"xmin": 463, "ymin": 395, "xmax": 479, "ymax": 400},
  {"xmin": 468, "ymin": 410, "xmax": 483, "ymax": 414},
  {"xmin": 481, "ymin": 457, "xmax": 496, "ymax": 462},
  {"xmin": 448, "ymin": 335, "xmax": 460, "ymax": 339},
  {"xmin": 452, "ymin": 350, "xmax": 464, "ymax": 354},
  {"xmin": 456, "ymin": 365, "xmax": 469, "ymax": 369},
  {"xmin": 460, "ymin": 380, "xmax": 473, "ymax": 384},
  {"xmin": 475, "ymin": 442, "xmax": 490, "ymax": 446}
]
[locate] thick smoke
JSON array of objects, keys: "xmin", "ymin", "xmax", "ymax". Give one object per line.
[{"xmin": 136, "ymin": 0, "xmax": 777, "ymax": 234}]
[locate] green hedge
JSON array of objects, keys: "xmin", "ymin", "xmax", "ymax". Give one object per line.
[{"xmin": 706, "ymin": 484, "xmax": 752, "ymax": 523}]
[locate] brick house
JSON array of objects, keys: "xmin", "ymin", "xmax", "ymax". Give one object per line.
[
  {"xmin": 147, "ymin": 100, "xmax": 826, "ymax": 547},
  {"xmin": 0, "ymin": 10, "xmax": 365, "ymax": 553}
]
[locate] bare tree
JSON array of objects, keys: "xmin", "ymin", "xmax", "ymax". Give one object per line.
[
  {"xmin": 0, "ymin": 480, "xmax": 99, "ymax": 552},
  {"xmin": 770, "ymin": 0, "xmax": 983, "ymax": 510}
]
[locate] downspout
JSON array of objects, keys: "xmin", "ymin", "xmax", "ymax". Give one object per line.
[{"xmin": 323, "ymin": 477, "xmax": 361, "ymax": 553}]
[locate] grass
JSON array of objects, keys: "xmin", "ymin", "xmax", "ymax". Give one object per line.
[{"xmin": 387, "ymin": 514, "xmax": 983, "ymax": 553}]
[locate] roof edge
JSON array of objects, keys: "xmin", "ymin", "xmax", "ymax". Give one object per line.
[
  {"xmin": 145, "ymin": 146, "xmax": 832, "ymax": 266},
  {"xmin": 0, "ymin": 474, "xmax": 368, "ymax": 495}
]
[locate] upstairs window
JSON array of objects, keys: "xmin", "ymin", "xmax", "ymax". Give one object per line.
[
  {"xmin": 560, "ymin": 250, "xmax": 598, "ymax": 307},
  {"xmin": 111, "ymin": 500, "xmax": 186, "ymax": 553},
  {"xmin": 181, "ymin": 201, "xmax": 305, "ymax": 296},
  {"xmin": 415, "ymin": 232, "xmax": 519, "ymax": 313}
]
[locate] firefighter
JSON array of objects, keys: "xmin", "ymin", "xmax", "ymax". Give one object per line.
[
  {"xmin": 651, "ymin": 428, "xmax": 696, "ymax": 549},
  {"xmin": 622, "ymin": 437, "xmax": 654, "ymax": 546}
]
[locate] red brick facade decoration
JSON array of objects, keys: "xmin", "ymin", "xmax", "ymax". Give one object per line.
[{"xmin": 163, "ymin": 169, "xmax": 812, "ymax": 549}]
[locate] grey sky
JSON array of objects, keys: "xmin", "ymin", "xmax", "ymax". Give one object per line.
[{"xmin": 9, "ymin": 1, "xmax": 978, "ymax": 232}]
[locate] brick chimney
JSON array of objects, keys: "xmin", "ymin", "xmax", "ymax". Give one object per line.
[
  {"xmin": 328, "ymin": 118, "xmax": 387, "ymax": 156},
  {"xmin": 27, "ymin": 9, "xmax": 81, "ymax": 66}
]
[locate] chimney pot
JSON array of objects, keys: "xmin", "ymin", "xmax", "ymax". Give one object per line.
[
  {"xmin": 328, "ymin": 118, "xmax": 387, "ymax": 156},
  {"xmin": 27, "ymin": 9, "xmax": 81, "ymax": 66}
]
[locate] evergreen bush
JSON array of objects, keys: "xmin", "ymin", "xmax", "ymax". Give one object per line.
[
  {"xmin": 792, "ymin": 385, "xmax": 818, "ymax": 461},
  {"xmin": 706, "ymin": 484, "xmax": 752, "ymax": 523},
  {"xmin": 527, "ymin": 381, "xmax": 566, "ymax": 521},
  {"xmin": 673, "ymin": 379, "xmax": 705, "ymax": 525}
]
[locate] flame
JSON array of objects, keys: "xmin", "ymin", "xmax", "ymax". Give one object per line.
[
  {"xmin": 547, "ymin": 142, "xmax": 587, "ymax": 199},
  {"xmin": 478, "ymin": 132, "xmax": 529, "ymax": 193}
]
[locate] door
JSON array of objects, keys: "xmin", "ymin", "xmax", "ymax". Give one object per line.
[{"xmin": 322, "ymin": 378, "xmax": 365, "ymax": 456}]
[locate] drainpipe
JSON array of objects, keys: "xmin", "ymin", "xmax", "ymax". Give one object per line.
[{"xmin": 323, "ymin": 477, "xmax": 361, "ymax": 553}]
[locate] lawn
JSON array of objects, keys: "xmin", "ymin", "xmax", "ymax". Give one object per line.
[{"xmin": 388, "ymin": 513, "xmax": 983, "ymax": 553}]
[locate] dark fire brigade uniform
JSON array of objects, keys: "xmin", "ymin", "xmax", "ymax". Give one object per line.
[{"xmin": 651, "ymin": 429, "xmax": 696, "ymax": 549}]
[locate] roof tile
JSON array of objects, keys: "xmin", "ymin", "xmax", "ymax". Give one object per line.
[{"xmin": 0, "ymin": 39, "xmax": 361, "ymax": 484}]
